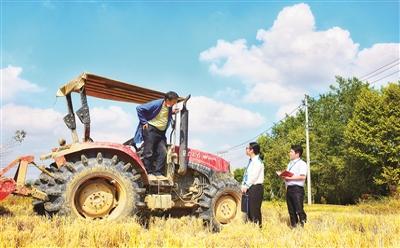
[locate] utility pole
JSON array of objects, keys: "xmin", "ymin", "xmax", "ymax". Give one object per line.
[{"xmin": 305, "ymin": 94, "xmax": 312, "ymax": 205}]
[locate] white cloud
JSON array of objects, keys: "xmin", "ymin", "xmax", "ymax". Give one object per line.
[
  {"xmin": 353, "ymin": 44, "xmax": 400, "ymax": 87},
  {"xmin": 187, "ymin": 96, "xmax": 265, "ymax": 133},
  {"xmin": 1, "ymin": 103, "xmax": 64, "ymax": 136},
  {"xmin": 215, "ymin": 87, "xmax": 240, "ymax": 99},
  {"xmin": 244, "ymin": 82, "xmax": 303, "ymax": 104},
  {"xmin": 0, "ymin": 66, "xmax": 136, "ymax": 159},
  {"xmin": 1, "ymin": 103, "xmax": 137, "ymax": 142},
  {"xmin": 1, "ymin": 103, "xmax": 67, "ymax": 167},
  {"xmin": 200, "ymin": 3, "xmax": 400, "ymax": 118},
  {"xmin": 1, "ymin": 65, "xmax": 42, "ymax": 102},
  {"xmin": 276, "ymin": 102, "xmax": 302, "ymax": 120},
  {"xmin": 90, "ymin": 106, "xmax": 137, "ymax": 142},
  {"xmin": 200, "ymin": 39, "xmax": 280, "ymax": 85},
  {"xmin": 189, "ymin": 138, "xmax": 205, "ymax": 150},
  {"xmin": 0, "ymin": 103, "xmax": 138, "ymax": 167}
]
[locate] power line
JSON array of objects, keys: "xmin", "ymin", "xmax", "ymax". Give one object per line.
[
  {"xmin": 359, "ymin": 58, "xmax": 399, "ymax": 80},
  {"xmin": 361, "ymin": 62, "xmax": 399, "ymax": 82},
  {"xmin": 307, "ymin": 59, "xmax": 400, "ymax": 100},
  {"xmin": 217, "ymin": 103, "xmax": 303, "ymax": 154},
  {"xmin": 221, "ymin": 150, "xmax": 246, "ymax": 161},
  {"xmin": 370, "ymin": 70, "xmax": 400, "ymax": 85}
]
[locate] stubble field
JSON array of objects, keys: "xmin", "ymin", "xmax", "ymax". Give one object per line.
[{"xmin": 0, "ymin": 196, "xmax": 399, "ymax": 247}]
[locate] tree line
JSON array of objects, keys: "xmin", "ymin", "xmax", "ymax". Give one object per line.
[{"xmin": 233, "ymin": 77, "xmax": 400, "ymax": 204}]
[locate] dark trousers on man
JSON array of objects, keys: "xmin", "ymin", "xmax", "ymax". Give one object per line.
[
  {"xmin": 142, "ymin": 125, "xmax": 167, "ymax": 175},
  {"xmin": 246, "ymin": 184, "xmax": 264, "ymax": 227},
  {"xmin": 286, "ymin": 185, "xmax": 307, "ymax": 227}
]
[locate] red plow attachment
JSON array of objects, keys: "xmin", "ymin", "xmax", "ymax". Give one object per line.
[
  {"xmin": 0, "ymin": 156, "xmax": 47, "ymax": 202},
  {"xmin": 0, "ymin": 178, "xmax": 16, "ymax": 201}
]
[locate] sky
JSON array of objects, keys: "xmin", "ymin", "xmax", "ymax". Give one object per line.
[{"xmin": 1, "ymin": 1, "xmax": 399, "ymax": 176}]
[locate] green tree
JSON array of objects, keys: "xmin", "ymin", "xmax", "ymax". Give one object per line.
[
  {"xmin": 345, "ymin": 82, "xmax": 400, "ymax": 197},
  {"xmin": 308, "ymin": 77, "xmax": 368, "ymax": 204},
  {"xmin": 233, "ymin": 168, "xmax": 245, "ymax": 183},
  {"xmin": 374, "ymin": 166, "xmax": 400, "ymax": 196},
  {"xmin": 255, "ymin": 77, "xmax": 398, "ymax": 204},
  {"xmin": 258, "ymin": 77, "xmax": 369, "ymax": 204}
]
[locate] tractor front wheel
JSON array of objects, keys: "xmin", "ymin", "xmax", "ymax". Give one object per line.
[{"xmin": 198, "ymin": 176, "xmax": 241, "ymax": 231}]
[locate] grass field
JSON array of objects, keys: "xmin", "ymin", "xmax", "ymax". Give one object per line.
[{"xmin": 0, "ymin": 196, "xmax": 399, "ymax": 247}]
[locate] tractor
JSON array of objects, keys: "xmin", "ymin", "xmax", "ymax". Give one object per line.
[{"xmin": 0, "ymin": 73, "xmax": 241, "ymax": 230}]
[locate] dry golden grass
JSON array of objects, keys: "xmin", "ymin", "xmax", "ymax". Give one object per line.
[{"xmin": 0, "ymin": 196, "xmax": 399, "ymax": 247}]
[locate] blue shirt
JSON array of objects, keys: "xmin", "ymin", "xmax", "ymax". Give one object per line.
[{"xmin": 133, "ymin": 99, "xmax": 173, "ymax": 143}]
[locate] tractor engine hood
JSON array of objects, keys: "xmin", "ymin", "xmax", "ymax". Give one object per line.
[{"xmin": 175, "ymin": 146, "xmax": 231, "ymax": 174}]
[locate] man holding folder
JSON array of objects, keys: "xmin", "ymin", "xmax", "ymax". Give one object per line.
[{"xmin": 279, "ymin": 144, "xmax": 308, "ymax": 228}]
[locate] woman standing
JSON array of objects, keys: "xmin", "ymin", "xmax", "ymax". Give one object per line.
[{"xmin": 241, "ymin": 142, "xmax": 264, "ymax": 228}]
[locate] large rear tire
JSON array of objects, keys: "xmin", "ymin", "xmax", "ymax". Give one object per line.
[
  {"xmin": 198, "ymin": 176, "xmax": 241, "ymax": 231},
  {"xmin": 33, "ymin": 152, "xmax": 145, "ymax": 220}
]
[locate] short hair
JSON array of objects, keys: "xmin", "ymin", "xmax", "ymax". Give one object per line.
[
  {"xmin": 165, "ymin": 91, "xmax": 179, "ymax": 101},
  {"xmin": 291, "ymin": 144, "xmax": 303, "ymax": 157},
  {"xmin": 249, "ymin": 142, "xmax": 261, "ymax": 155}
]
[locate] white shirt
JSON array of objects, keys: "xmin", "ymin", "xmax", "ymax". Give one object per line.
[
  {"xmin": 242, "ymin": 155, "xmax": 264, "ymax": 188},
  {"xmin": 285, "ymin": 158, "xmax": 308, "ymax": 187}
]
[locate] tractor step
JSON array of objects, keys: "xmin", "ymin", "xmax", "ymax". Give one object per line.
[{"xmin": 147, "ymin": 174, "xmax": 174, "ymax": 187}]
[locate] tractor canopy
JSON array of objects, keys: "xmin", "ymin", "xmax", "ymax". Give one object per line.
[
  {"xmin": 56, "ymin": 72, "xmax": 182, "ymax": 104},
  {"xmin": 56, "ymin": 73, "xmax": 185, "ymax": 143}
]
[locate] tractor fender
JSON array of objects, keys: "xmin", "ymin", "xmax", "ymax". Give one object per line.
[{"xmin": 49, "ymin": 142, "xmax": 149, "ymax": 184}]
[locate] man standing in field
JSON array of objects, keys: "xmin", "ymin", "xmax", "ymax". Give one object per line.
[
  {"xmin": 281, "ymin": 144, "xmax": 308, "ymax": 228},
  {"xmin": 133, "ymin": 91, "xmax": 179, "ymax": 178},
  {"xmin": 241, "ymin": 142, "xmax": 265, "ymax": 228}
]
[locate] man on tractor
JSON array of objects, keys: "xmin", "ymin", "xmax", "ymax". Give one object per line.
[{"xmin": 133, "ymin": 91, "xmax": 179, "ymax": 178}]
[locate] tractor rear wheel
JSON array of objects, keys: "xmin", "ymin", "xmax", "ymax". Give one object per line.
[
  {"xmin": 33, "ymin": 152, "xmax": 145, "ymax": 220},
  {"xmin": 198, "ymin": 176, "xmax": 241, "ymax": 231}
]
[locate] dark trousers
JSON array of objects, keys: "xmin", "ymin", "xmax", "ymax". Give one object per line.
[
  {"xmin": 142, "ymin": 125, "xmax": 167, "ymax": 175},
  {"xmin": 286, "ymin": 185, "xmax": 307, "ymax": 227},
  {"xmin": 245, "ymin": 184, "xmax": 264, "ymax": 227}
]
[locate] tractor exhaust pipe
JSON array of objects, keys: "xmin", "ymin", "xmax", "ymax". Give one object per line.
[{"xmin": 178, "ymin": 95, "xmax": 191, "ymax": 175}]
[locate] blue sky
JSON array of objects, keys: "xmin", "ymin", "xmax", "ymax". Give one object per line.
[
  {"xmin": 1, "ymin": 1, "xmax": 399, "ymax": 172},
  {"xmin": 3, "ymin": 2, "xmax": 398, "ymax": 101}
]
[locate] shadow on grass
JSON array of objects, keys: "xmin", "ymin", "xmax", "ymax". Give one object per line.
[{"xmin": 0, "ymin": 205, "xmax": 14, "ymax": 217}]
